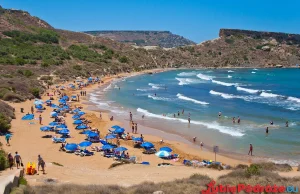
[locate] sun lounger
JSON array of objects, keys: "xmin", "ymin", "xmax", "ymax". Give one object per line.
[
  {"xmin": 80, "ymin": 150, "xmax": 94, "ymax": 157},
  {"xmin": 142, "ymin": 148, "xmax": 156, "ymax": 154},
  {"xmin": 52, "ymin": 137, "xmax": 66, "ymax": 143}
]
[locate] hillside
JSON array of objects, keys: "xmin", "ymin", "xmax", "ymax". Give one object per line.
[
  {"xmin": 0, "ymin": 4, "xmax": 300, "ymax": 108},
  {"xmin": 84, "ymin": 30, "xmax": 196, "ymax": 48}
]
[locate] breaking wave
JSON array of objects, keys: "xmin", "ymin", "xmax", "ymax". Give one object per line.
[
  {"xmin": 236, "ymin": 87, "xmax": 259, "ymax": 94},
  {"xmin": 228, "ymin": 70, "xmax": 234, "ymax": 73},
  {"xmin": 211, "ymin": 80, "xmax": 237, "ymax": 87},
  {"xmin": 148, "ymin": 95, "xmax": 171, "ymax": 101},
  {"xmin": 197, "ymin": 73, "xmax": 214, "ymax": 81},
  {"xmin": 175, "ymin": 78, "xmax": 203, "ymax": 85},
  {"xmin": 176, "ymin": 93, "xmax": 209, "ymax": 105},
  {"xmin": 137, "ymin": 108, "xmax": 244, "ymax": 137},
  {"xmin": 177, "ymin": 71, "xmax": 197, "ymax": 77}
]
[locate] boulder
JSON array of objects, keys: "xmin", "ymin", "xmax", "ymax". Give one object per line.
[{"xmin": 262, "ymin": 46, "xmax": 271, "ymax": 51}]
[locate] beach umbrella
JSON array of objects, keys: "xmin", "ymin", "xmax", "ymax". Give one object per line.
[
  {"xmin": 87, "ymin": 132, "xmax": 99, "ymax": 138},
  {"xmin": 79, "ymin": 141, "xmax": 92, "ymax": 148},
  {"xmin": 102, "ymin": 144, "xmax": 114, "ymax": 150},
  {"xmin": 133, "ymin": 137, "xmax": 143, "ymax": 142},
  {"xmin": 73, "ymin": 108, "xmax": 81, "ymax": 113},
  {"xmin": 88, "ymin": 77, "xmax": 93, "ymax": 81},
  {"xmin": 49, "ymin": 122, "xmax": 58, "ymax": 126},
  {"xmin": 72, "ymin": 115, "xmax": 81, "ymax": 119},
  {"xmin": 5, "ymin": 134, "xmax": 12, "ymax": 139},
  {"xmin": 76, "ymin": 125, "xmax": 88, "ymax": 130},
  {"xmin": 58, "ymin": 128, "xmax": 70, "ymax": 134},
  {"xmin": 160, "ymin": 147, "xmax": 172, "ymax": 153},
  {"xmin": 81, "ymin": 130, "xmax": 92, "ymax": 135},
  {"xmin": 105, "ymin": 134, "xmax": 116, "ymax": 140},
  {"xmin": 34, "ymin": 100, "xmax": 43, "ymax": 105},
  {"xmin": 45, "ymin": 100, "xmax": 52, "ymax": 103},
  {"xmin": 50, "ymin": 112, "xmax": 58, "ymax": 117},
  {"xmin": 62, "ymin": 96, "xmax": 69, "ymax": 100},
  {"xmin": 114, "ymin": 128, "xmax": 125, "ymax": 134},
  {"xmin": 100, "ymin": 139, "xmax": 108, "ymax": 145},
  {"xmin": 71, "ymin": 95, "xmax": 77, "ymax": 99},
  {"xmin": 111, "ymin": 125, "xmax": 121, "ymax": 129},
  {"xmin": 115, "ymin": 147, "xmax": 128, "ymax": 152},
  {"xmin": 35, "ymin": 104, "xmax": 43, "ymax": 109},
  {"xmin": 40, "ymin": 126, "xmax": 51, "ymax": 131},
  {"xmin": 58, "ymin": 99, "xmax": 66, "ymax": 104},
  {"xmin": 141, "ymin": 142, "xmax": 154, "ymax": 149},
  {"xmin": 65, "ymin": 143, "xmax": 78, "ymax": 151},
  {"xmin": 22, "ymin": 114, "xmax": 34, "ymax": 120},
  {"xmin": 155, "ymin": 150, "xmax": 171, "ymax": 158},
  {"xmin": 51, "ymin": 104, "xmax": 59, "ymax": 108},
  {"xmin": 78, "ymin": 111, "xmax": 86, "ymax": 116},
  {"xmin": 73, "ymin": 120, "xmax": 83, "ymax": 124},
  {"xmin": 56, "ymin": 124, "xmax": 68, "ymax": 129}
]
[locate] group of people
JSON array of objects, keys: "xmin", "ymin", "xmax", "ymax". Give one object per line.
[{"xmin": 80, "ymin": 91, "xmax": 87, "ymax": 96}]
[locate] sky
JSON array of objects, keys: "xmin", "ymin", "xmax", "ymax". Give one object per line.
[{"xmin": 2, "ymin": 0, "xmax": 300, "ymax": 43}]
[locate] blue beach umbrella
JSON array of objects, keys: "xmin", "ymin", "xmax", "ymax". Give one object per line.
[
  {"xmin": 114, "ymin": 128, "xmax": 125, "ymax": 134},
  {"xmin": 155, "ymin": 150, "xmax": 171, "ymax": 158},
  {"xmin": 58, "ymin": 99, "xmax": 66, "ymax": 104},
  {"xmin": 115, "ymin": 147, "xmax": 128, "ymax": 152},
  {"xmin": 73, "ymin": 120, "xmax": 83, "ymax": 124},
  {"xmin": 51, "ymin": 104, "xmax": 59, "ymax": 108},
  {"xmin": 65, "ymin": 143, "xmax": 78, "ymax": 151},
  {"xmin": 56, "ymin": 124, "xmax": 68, "ymax": 129},
  {"xmin": 105, "ymin": 134, "xmax": 116, "ymax": 140},
  {"xmin": 102, "ymin": 144, "xmax": 114, "ymax": 150},
  {"xmin": 73, "ymin": 108, "xmax": 81, "ymax": 113},
  {"xmin": 141, "ymin": 142, "xmax": 154, "ymax": 149},
  {"xmin": 49, "ymin": 122, "xmax": 58, "ymax": 126},
  {"xmin": 45, "ymin": 100, "xmax": 52, "ymax": 103},
  {"xmin": 133, "ymin": 137, "xmax": 143, "ymax": 142},
  {"xmin": 81, "ymin": 130, "xmax": 92, "ymax": 135},
  {"xmin": 79, "ymin": 141, "xmax": 92, "ymax": 148},
  {"xmin": 35, "ymin": 104, "xmax": 43, "ymax": 109},
  {"xmin": 58, "ymin": 129, "xmax": 70, "ymax": 134},
  {"xmin": 62, "ymin": 96, "xmax": 69, "ymax": 100},
  {"xmin": 22, "ymin": 114, "xmax": 34, "ymax": 120},
  {"xmin": 87, "ymin": 132, "xmax": 99, "ymax": 138},
  {"xmin": 76, "ymin": 125, "xmax": 88, "ymax": 130},
  {"xmin": 72, "ymin": 115, "xmax": 81, "ymax": 119},
  {"xmin": 88, "ymin": 77, "xmax": 93, "ymax": 81},
  {"xmin": 160, "ymin": 147, "xmax": 172, "ymax": 152},
  {"xmin": 50, "ymin": 112, "xmax": 58, "ymax": 117},
  {"xmin": 34, "ymin": 100, "xmax": 43, "ymax": 105},
  {"xmin": 78, "ymin": 111, "xmax": 85, "ymax": 116},
  {"xmin": 40, "ymin": 126, "xmax": 51, "ymax": 131},
  {"xmin": 111, "ymin": 125, "xmax": 121, "ymax": 129}
]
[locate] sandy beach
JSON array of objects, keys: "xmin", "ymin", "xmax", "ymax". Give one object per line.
[{"xmin": 0, "ymin": 68, "xmax": 270, "ymax": 186}]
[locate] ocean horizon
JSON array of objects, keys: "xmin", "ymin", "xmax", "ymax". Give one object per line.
[{"xmin": 89, "ymin": 68, "xmax": 300, "ymax": 166}]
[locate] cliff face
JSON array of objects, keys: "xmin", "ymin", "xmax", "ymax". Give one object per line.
[
  {"xmin": 219, "ymin": 29, "xmax": 300, "ymax": 45},
  {"xmin": 84, "ymin": 30, "xmax": 196, "ymax": 48}
]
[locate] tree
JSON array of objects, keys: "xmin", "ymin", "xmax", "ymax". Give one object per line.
[{"xmin": 30, "ymin": 88, "xmax": 40, "ymax": 98}]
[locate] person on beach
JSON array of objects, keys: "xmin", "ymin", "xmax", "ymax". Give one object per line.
[
  {"xmin": 248, "ymin": 144, "xmax": 253, "ymax": 156},
  {"xmin": 8, "ymin": 153, "xmax": 14, "ymax": 170},
  {"xmin": 266, "ymin": 127, "xmax": 269, "ymax": 135},
  {"xmin": 39, "ymin": 115, "xmax": 42, "ymax": 125},
  {"xmin": 31, "ymin": 106, "xmax": 34, "ymax": 114},
  {"xmin": 134, "ymin": 123, "xmax": 138, "ymax": 134},
  {"xmin": 286, "ymin": 121, "xmax": 289, "ymax": 127},
  {"xmin": 142, "ymin": 115, "xmax": 145, "ymax": 119},
  {"xmin": 237, "ymin": 116, "xmax": 241, "ymax": 124},
  {"xmin": 232, "ymin": 117, "xmax": 235, "ymax": 124},
  {"xmin": 140, "ymin": 134, "xmax": 144, "ymax": 142},
  {"xmin": 129, "ymin": 112, "xmax": 133, "ymax": 121},
  {"xmin": 270, "ymin": 121, "xmax": 273, "ymax": 125},
  {"xmin": 5, "ymin": 134, "xmax": 11, "ymax": 146},
  {"xmin": 77, "ymin": 94, "xmax": 80, "ymax": 102},
  {"xmin": 178, "ymin": 111, "xmax": 180, "ymax": 116},
  {"xmin": 218, "ymin": 111, "xmax": 222, "ymax": 118},
  {"xmin": 200, "ymin": 142, "xmax": 204, "ymax": 149},
  {"xmin": 193, "ymin": 137, "xmax": 197, "ymax": 142},
  {"xmin": 131, "ymin": 122, "xmax": 135, "ymax": 133},
  {"xmin": 80, "ymin": 91, "xmax": 83, "ymax": 96},
  {"xmin": 99, "ymin": 112, "xmax": 102, "ymax": 119},
  {"xmin": 182, "ymin": 109, "xmax": 184, "ymax": 115},
  {"xmin": 188, "ymin": 117, "xmax": 191, "ymax": 124},
  {"xmin": 14, "ymin": 152, "xmax": 22, "ymax": 169},
  {"xmin": 173, "ymin": 114, "xmax": 176, "ymax": 118},
  {"xmin": 154, "ymin": 93, "xmax": 156, "ymax": 96}
]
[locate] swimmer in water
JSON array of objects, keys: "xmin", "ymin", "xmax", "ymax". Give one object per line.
[
  {"xmin": 232, "ymin": 117, "xmax": 236, "ymax": 124},
  {"xmin": 154, "ymin": 93, "xmax": 156, "ymax": 96},
  {"xmin": 182, "ymin": 109, "xmax": 184, "ymax": 115},
  {"xmin": 193, "ymin": 137, "xmax": 197, "ymax": 142},
  {"xmin": 237, "ymin": 116, "xmax": 240, "ymax": 124},
  {"xmin": 266, "ymin": 127, "xmax": 269, "ymax": 135},
  {"xmin": 188, "ymin": 117, "xmax": 191, "ymax": 124},
  {"xmin": 177, "ymin": 111, "xmax": 180, "ymax": 116},
  {"xmin": 173, "ymin": 114, "xmax": 176, "ymax": 118},
  {"xmin": 218, "ymin": 111, "xmax": 222, "ymax": 118},
  {"xmin": 270, "ymin": 121, "xmax": 273, "ymax": 125},
  {"xmin": 286, "ymin": 121, "xmax": 289, "ymax": 127}
]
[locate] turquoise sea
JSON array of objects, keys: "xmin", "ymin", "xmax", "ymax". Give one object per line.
[{"xmin": 90, "ymin": 69, "xmax": 300, "ymax": 165}]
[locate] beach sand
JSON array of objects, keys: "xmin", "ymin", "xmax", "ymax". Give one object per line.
[{"xmin": 2, "ymin": 69, "xmax": 253, "ymax": 186}]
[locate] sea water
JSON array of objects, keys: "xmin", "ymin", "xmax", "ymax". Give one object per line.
[{"xmin": 90, "ymin": 69, "xmax": 300, "ymax": 165}]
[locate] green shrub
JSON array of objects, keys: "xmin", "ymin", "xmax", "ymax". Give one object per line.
[
  {"xmin": 19, "ymin": 177, "xmax": 28, "ymax": 185},
  {"xmin": 23, "ymin": 70, "xmax": 34, "ymax": 77},
  {"xmin": 256, "ymin": 45, "xmax": 263, "ymax": 49},
  {"xmin": 2, "ymin": 92, "xmax": 23, "ymax": 102},
  {"xmin": 30, "ymin": 88, "xmax": 40, "ymax": 98},
  {"xmin": 0, "ymin": 149, "xmax": 8, "ymax": 170},
  {"xmin": 0, "ymin": 88, "xmax": 10, "ymax": 99},
  {"xmin": 15, "ymin": 58, "xmax": 26, "ymax": 66},
  {"xmin": 73, "ymin": 65, "xmax": 82, "ymax": 71},
  {"xmin": 118, "ymin": 56, "xmax": 129, "ymax": 63},
  {"xmin": 0, "ymin": 113, "xmax": 11, "ymax": 134},
  {"xmin": 245, "ymin": 164, "xmax": 261, "ymax": 177},
  {"xmin": 225, "ymin": 38, "xmax": 234, "ymax": 44}
]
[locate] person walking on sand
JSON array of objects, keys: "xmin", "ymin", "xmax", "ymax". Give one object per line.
[
  {"xmin": 39, "ymin": 115, "xmax": 42, "ymax": 125},
  {"xmin": 31, "ymin": 106, "xmax": 34, "ymax": 114},
  {"xmin": 132, "ymin": 123, "xmax": 135, "ymax": 133},
  {"xmin": 200, "ymin": 142, "xmax": 204, "ymax": 149},
  {"xmin": 5, "ymin": 134, "xmax": 11, "ymax": 146},
  {"xmin": 77, "ymin": 94, "xmax": 80, "ymax": 102},
  {"xmin": 188, "ymin": 117, "xmax": 191, "ymax": 124},
  {"xmin": 100, "ymin": 112, "xmax": 102, "ymax": 119},
  {"xmin": 248, "ymin": 144, "xmax": 253, "ymax": 156},
  {"xmin": 8, "ymin": 153, "xmax": 14, "ymax": 170},
  {"xmin": 193, "ymin": 137, "xmax": 197, "ymax": 142},
  {"xmin": 129, "ymin": 112, "xmax": 133, "ymax": 121},
  {"xmin": 134, "ymin": 123, "xmax": 138, "ymax": 134},
  {"xmin": 14, "ymin": 152, "xmax": 22, "ymax": 169}
]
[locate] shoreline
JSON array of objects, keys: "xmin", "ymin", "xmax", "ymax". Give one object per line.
[{"xmin": 3, "ymin": 67, "xmax": 298, "ymax": 186}]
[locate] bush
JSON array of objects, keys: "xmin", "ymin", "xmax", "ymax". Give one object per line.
[
  {"xmin": 245, "ymin": 164, "xmax": 261, "ymax": 177},
  {"xmin": 256, "ymin": 45, "xmax": 263, "ymax": 49},
  {"xmin": 0, "ymin": 113, "xmax": 11, "ymax": 133},
  {"xmin": 39, "ymin": 76, "xmax": 52, "ymax": 81},
  {"xmin": 30, "ymin": 88, "xmax": 40, "ymax": 98},
  {"xmin": 225, "ymin": 38, "xmax": 234, "ymax": 44},
  {"xmin": 2, "ymin": 92, "xmax": 23, "ymax": 102},
  {"xmin": 23, "ymin": 70, "xmax": 34, "ymax": 78},
  {"xmin": 207, "ymin": 163, "xmax": 224, "ymax": 171},
  {"xmin": 73, "ymin": 65, "xmax": 82, "ymax": 71},
  {"xmin": 19, "ymin": 177, "xmax": 28, "ymax": 185},
  {"xmin": 118, "ymin": 56, "xmax": 129, "ymax": 63},
  {"xmin": 0, "ymin": 150, "xmax": 8, "ymax": 170}
]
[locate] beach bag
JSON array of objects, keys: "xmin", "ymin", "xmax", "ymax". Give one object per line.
[{"xmin": 21, "ymin": 162, "xmax": 24, "ymax": 167}]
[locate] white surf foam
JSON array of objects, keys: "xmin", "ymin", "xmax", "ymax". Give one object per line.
[
  {"xmin": 253, "ymin": 68, "xmax": 258, "ymax": 70},
  {"xmin": 197, "ymin": 73, "xmax": 214, "ymax": 81},
  {"xmin": 176, "ymin": 93, "xmax": 209, "ymax": 105},
  {"xmin": 103, "ymin": 84, "xmax": 112, "ymax": 91},
  {"xmin": 148, "ymin": 95, "xmax": 171, "ymax": 101},
  {"xmin": 137, "ymin": 108, "xmax": 244, "ymax": 137},
  {"xmin": 236, "ymin": 87, "xmax": 259, "ymax": 94},
  {"xmin": 287, "ymin": 96, "xmax": 300, "ymax": 103},
  {"xmin": 251, "ymin": 71, "xmax": 256, "ymax": 74},
  {"xmin": 148, "ymin": 83, "xmax": 161, "ymax": 89},
  {"xmin": 177, "ymin": 71, "xmax": 197, "ymax": 77},
  {"xmin": 228, "ymin": 70, "xmax": 234, "ymax": 73},
  {"xmin": 175, "ymin": 78, "xmax": 203, "ymax": 85},
  {"xmin": 260, "ymin": 92, "xmax": 279, "ymax": 98},
  {"xmin": 209, "ymin": 90, "xmax": 235, "ymax": 99},
  {"xmin": 136, "ymin": 88, "xmax": 149, "ymax": 91},
  {"xmin": 211, "ymin": 80, "xmax": 237, "ymax": 87},
  {"xmin": 228, "ymin": 75, "xmax": 232, "ymax": 78}
]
